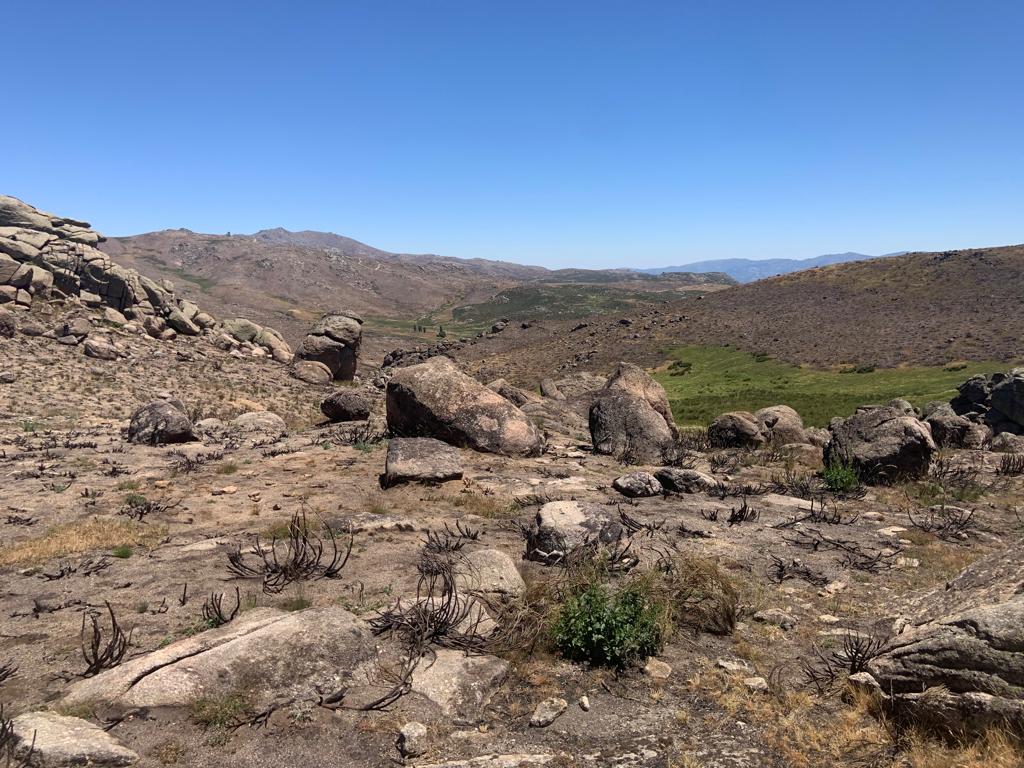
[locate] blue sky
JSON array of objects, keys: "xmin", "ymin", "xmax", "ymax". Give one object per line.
[{"xmin": 5, "ymin": 1, "xmax": 1022, "ymax": 268}]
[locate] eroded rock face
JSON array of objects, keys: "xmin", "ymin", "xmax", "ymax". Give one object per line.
[
  {"xmin": 655, "ymin": 467, "xmax": 718, "ymax": 494},
  {"xmin": 454, "ymin": 549, "xmax": 525, "ymax": 599},
  {"xmin": 824, "ymin": 406, "xmax": 935, "ymax": 482},
  {"xmin": 383, "ymin": 437, "xmax": 464, "ymax": 487},
  {"xmin": 487, "ymin": 378, "xmax": 540, "ymax": 408},
  {"xmin": 62, "ymin": 607, "xmax": 374, "ymax": 712},
  {"xmin": 386, "ymin": 357, "xmax": 543, "ymax": 457},
  {"xmin": 861, "ymin": 549, "xmax": 1024, "ymax": 736},
  {"xmin": 410, "ymin": 650, "xmax": 508, "ymax": 718},
  {"xmin": 127, "ymin": 400, "xmax": 197, "ymax": 444},
  {"xmin": 297, "ymin": 312, "xmax": 363, "ymax": 381}
]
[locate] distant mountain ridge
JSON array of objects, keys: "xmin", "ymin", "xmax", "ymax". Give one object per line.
[{"xmin": 640, "ymin": 251, "xmax": 906, "ymax": 283}]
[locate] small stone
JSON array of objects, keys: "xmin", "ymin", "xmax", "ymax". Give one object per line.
[
  {"xmin": 818, "ymin": 614, "xmax": 841, "ymax": 624},
  {"xmin": 822, "ymin": 580, "xmax": 847, "ymax": 596},
  {"xmin": 530, "ymin": 697, "xmax": 568, "ymax": 727},
  {"xmin": 397, "ymin": 721, "xmax": 428, "ymax": 758},
  {"xmin": 578, "ymin": 695, "xmax": 590, "ymax": 711},
  {"xmin": 644, "ymin": 658, "xmax": 672, "ymax": 680},
  {"xmin": 0, "ymin": 371, "xmax": 15, "ymax": 384},
  {"xmin": 743, "ymin": 676, "xmax": 769, "ymax": 693},
  {"xmin": 214, "ymin": 485, "xmax": 238, "ymax": 496},
  {"xmin": 716, "ymin": 658, "xmax": 750, "ymax": 673},
  {"xmin": 753, "ymin": 609, "xmax": 797, "ymax": 631}
]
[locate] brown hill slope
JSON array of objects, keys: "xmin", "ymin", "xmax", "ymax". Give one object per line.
[
  {"xmin": 452, "ymin": 245, "xmax": 1024, "ymax": 383},
  {"xmin": 100, "ymin": 229, "xmax": 731, "ymax": 350}
]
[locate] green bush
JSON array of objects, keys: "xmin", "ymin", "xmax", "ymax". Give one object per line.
[
  {"xmin": 822, "ymin": 460, "xmax": 861, "ymax": 493},
  {"xmin": 553, "ymin": 583, "xmax": 664, "ymax": 668}
]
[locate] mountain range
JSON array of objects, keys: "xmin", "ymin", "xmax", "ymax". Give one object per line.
[{"xmin": 640, "ymin": 251, "xmax": 907, "ymax": 283}]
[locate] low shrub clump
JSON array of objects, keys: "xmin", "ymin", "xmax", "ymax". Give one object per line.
[
  {"xmin": 822, "ymin": 460, "xmax": 861, "ymax": 493},
  {"xmin": 553, "ymin": 581, "xmax": 665, "ymax": 668}
]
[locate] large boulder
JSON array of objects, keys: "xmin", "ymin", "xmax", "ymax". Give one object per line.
[
  {"xmin": 127, "ymin": 400, "xmax": 197, "ymax": 444},
  {"xmin": 386, "ymin": 357, "xmax": 543, "ymax": 457},
  {"xmin": 589, "ymin": 391, "xmax": 677, "ymax": 464},
  {"xmin": 824, "ymin": 406, "xmax": 935, "ymax": 482},
  {"xmin": 296, "ymin": 312, "xmax": 363, "ymax": 381},
  {"xmin": 604, "ymin": 362, "xmax": 679, "ymax": 439},
  {"xmin": 754, "ymin": 405, "xmax": 806, "ymax": 445},
  {"xmin": 230, "ymin": 411, "xmax": 287, "ymax": 437},
  {"xmin": 321, "ymin": 389, "xmax": 371, "ymax": 422},
  {"xmin": 525, "ymin": 500, "xmax": 622, "ymax": 564},
  {"xmin": 655, "ymin": 467, "xmax": 718, "ymax": 494},
  {"xmin": 62, "ymin": 607, "xmax": 373, "ymax": 713},
  {"xmin": 487, "ymin": 378, "xmax": 540, "ymax": 408},
  {"xmin": 988, "ymin": 371, "xmax": 1024, "ymax": 433},
  {"xmin": 454, "ymin": 549, "xmax": 526, "ymax": 599},
  {"xmin": 382, "ymin": 437, "xmax": 463, "ymax": 487},
  {"xmin": 924, "ymin": 403, "xmax": 973, "ymax": 448},
  {"xmin": 859, "ymin": 549, "xmax": 1024, "ymax": 736},
  {"xmin": 708, "ymin": 411, "xmax": 765, "ymax": 448}
]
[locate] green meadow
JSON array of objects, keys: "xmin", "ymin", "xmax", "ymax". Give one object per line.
[{"xmin": 653, "ymin": 345, "xmax": 1014, "ymax": 427}]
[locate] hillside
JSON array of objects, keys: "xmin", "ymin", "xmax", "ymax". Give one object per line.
[
  {"xmin": 452, "ymin": 244, "xmax": 1024, "ymax": 384},
  {"xmin": 100, "ymin": 229, "xmax": 730, "ymax": 350},
  {"xmin": 641, "ymin": 250, "xmax": 905, "ymax": 283}
]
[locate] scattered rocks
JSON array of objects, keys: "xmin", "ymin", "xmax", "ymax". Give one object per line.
[
  {"xmin": 743, "ymin": 676, "xmax": 769, "ymax": 693},
  {"xmin": 924, "ymin": 403, "xmax": 973, "ymax": 448},
  {"xmin": 386, "ymin": 356, "xmax": 544, "ymax": 457},
  {"xmin": 383, "ymin": 437, "xmax": 464, "ymax": 487},
  {"xmin": 487, "ymin": 378, "xmax": 540, "ymax": 408},
  {"xmin": 530, "ymin": 697, "xmax": 568, "ymax": 727},
  {"xmin": 10, "ymin": 711, "xmax": 138, "ymax": 767},
  {"xmin": 612, "ymin": 471, "xmax": 663, "ymax": 498}
]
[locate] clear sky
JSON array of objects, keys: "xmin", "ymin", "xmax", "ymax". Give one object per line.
[{"xmin": 5, "ymin": 1, "xmax": 1022, "ymax": 268}]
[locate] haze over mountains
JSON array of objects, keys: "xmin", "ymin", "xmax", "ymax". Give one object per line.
[{"xmin": 640, "ymin": 251, "xmax": 907, "ymax": 283}]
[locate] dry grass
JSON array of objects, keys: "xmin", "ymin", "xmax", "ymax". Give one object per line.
[
  {"xmin": 0, "ymin": 517, "xmax": 167, "ymax": 566},
  {"xmin": 686, "ymin": 668, "xmax": 1024, "ymax": 768}
]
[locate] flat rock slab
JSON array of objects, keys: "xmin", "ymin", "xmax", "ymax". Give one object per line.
[
  {"xmin": 383, "ymin": 437, "xmax": 463, "ymax": 487},
  {"xmin": 12, "ymin": 711, "xmax": 138, "ymax": 766},
  {"xmin": 62, "ymin": 607, "xmax": 373, "ymax": 711},
  {"xmin": 419, "ymin": 756, "xmax": 557, "ymax": 768},
  {"xmin": 411, "ymin": 649, "xmax": 508, "ymax": 718}
]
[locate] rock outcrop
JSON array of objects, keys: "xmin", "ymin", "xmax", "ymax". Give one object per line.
[
  {"xmin": 857, "ymin": 548, "xmax": 1024, "ymax": 736},
  {"xmin": 824, "ymin": 406, "xmax": 935, "ymax": 482},
  {"xmin": 321, "ymin": 389, "xmax": 372, "ymax": 422},
  {"xmin": 708, "ymin": 411, "xmax": 766, "ymax": 448},
  {"xmin": 62, "ymin": 607, "xmax": 373, "ymax": 712},
  {"xmin": 296, "ymin": 312, "xmax": 363, "ymax": 381},
  {"xmin": 386, "ymin": 357, "xmax": 544, "ymax": 457},
  {"xmin": 950, "ymin": 370, "xmax": 1024, "ymax": 437}
]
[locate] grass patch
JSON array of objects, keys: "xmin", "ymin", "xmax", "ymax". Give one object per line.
[
  {"xmin": 0, "ymin": 518, "xmax": 166, "ymax": 567},
  {"xmin": 654, "ymin": 346, "xmax": 1013, "ymax": 426}
]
